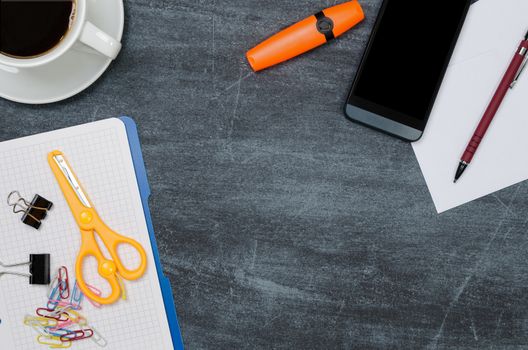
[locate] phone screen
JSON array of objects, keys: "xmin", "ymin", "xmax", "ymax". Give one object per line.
[{"xmin": 348, "ymin": 0, "xmax": 470, "ymax": 130}]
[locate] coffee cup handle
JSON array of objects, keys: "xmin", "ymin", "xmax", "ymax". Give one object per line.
[{"xmin": 79, "ymin": 22, "xmax": 122, "ymax": 59}]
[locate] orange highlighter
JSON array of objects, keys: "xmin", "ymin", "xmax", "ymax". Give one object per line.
[{"xmin": 246, "ymin": 1, "xmax": 365, "ymax": 72}]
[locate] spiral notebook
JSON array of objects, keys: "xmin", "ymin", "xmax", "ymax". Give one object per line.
[{"xmin": 0, "ymin": 118, "xmax": 183, "ymax": 349}]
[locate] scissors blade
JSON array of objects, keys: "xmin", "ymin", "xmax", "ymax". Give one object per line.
[{"xmin": 52, "ymin": 155, "xmax": 91, "ymax": 208}]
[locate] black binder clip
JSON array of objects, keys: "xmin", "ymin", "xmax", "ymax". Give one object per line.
[
  {"xmin": 0, "ymin": 254, "xmax": 51, "ymax": 285},
  {"xmin": 7, "ymin": 191, "xmax": 53, "ymax": 230}
]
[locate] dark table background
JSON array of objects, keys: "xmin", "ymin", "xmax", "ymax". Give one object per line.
[{"xmin": 3, "ymin": 0, "xmax": 528, "ymax": 349}]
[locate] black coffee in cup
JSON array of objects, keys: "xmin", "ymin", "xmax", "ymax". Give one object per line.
[{"xmin": 0, "ymin": 0, "xmax": 75, "ymax": 58}]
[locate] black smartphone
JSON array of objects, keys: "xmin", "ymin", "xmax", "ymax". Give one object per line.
[{"xmin": 345, "ymin": 0, "xmax": 471, "ymax": 141}]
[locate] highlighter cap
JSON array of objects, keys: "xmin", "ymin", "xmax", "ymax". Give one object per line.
[
  {"xmin": 247, "ymin": 0, "xmax": 365, "ymax": 72},
  {"xmin": 326, "ymin": 0, "xmax": 365, "ymax": 37}
]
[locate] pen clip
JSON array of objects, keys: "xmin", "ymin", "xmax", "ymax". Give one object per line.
[{"xmin": 510, "ymin": 48, "xmax": 528, "ymax": 89}]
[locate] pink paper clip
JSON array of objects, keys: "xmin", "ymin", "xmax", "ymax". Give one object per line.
[
  {"xmin": 48, "ymin": 319, "xmax": 75, "ymax": 332},
  {"xmin": 86, "ymin": 284, "xmax": 102, "ymax": 308},
  {"xmin": 58, "ymin": 266, "xmax": 70, "ymax": 300},
  {"xmin": 56, "ymin": 300, "xmax": 78, "ymax": 310}
]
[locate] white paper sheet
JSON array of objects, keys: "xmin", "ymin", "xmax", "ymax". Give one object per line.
[
  {"xmin": 0, "ymin": 118, "xmax": 174, "ymax": 349},
  {"xmin": 412, "ymin": 0, "xmax": 528, "ymax": 213}
]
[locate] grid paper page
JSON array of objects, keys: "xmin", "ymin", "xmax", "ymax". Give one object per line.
[{"xmin": 0, "ymin": 118, "xmax": 174, "ymax": 349}]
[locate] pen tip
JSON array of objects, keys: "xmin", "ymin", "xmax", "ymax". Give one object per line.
[
  {"xmin": 454, "ymin": 161, "xmax": 468, "ymax": 184},
  {"xmin": 525, "ymin": 29, "xmax": 528, "ymax": 40}
]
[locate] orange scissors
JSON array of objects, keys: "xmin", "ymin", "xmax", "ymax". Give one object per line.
[{"xmin": 48, "ymin": 150, "xmax": 147, "ymax": 305}]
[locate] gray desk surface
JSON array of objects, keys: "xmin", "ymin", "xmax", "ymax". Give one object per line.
[{"xmin": 2, "ymin": 0, "xmax": 527, "ymax": 349}]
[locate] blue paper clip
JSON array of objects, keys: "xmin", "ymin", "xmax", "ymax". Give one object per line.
[
  {"xmin": 70, "ymin": 281, "xmax": 84, "ymax": 309},
  {"xmin": 46, "ymin": 283, "xmax": 62, "ymax": 310},
  {"xmin": 45, "ymin": 326, "xmax": 70, "ymax": 338}
]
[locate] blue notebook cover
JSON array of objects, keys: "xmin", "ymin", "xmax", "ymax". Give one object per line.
[{"xmin": 120, "ymin": 117, "xmax": 184, "ymax": 350}]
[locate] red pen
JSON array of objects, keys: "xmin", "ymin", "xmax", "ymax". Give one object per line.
[{"xmin": 454, "ymin": 29, "xmax": 528, "ymax": 182}]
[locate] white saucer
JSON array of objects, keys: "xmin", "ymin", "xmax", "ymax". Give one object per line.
[{"xmin": 0, "ymin": 0, "xmax": 124, "ymax": 104}]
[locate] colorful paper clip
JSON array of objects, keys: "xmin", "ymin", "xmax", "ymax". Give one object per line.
[
  {"xmin": 48, "ymin": 269, "xmax": 78, "ymax": 311},
  {"xmin": 50, "ymin": 305, "xmax": 73, "ymax": 318},
  {"xmin": 70, "ymin": 281, "xmax": 84, "ymax": 309},
  {"xmin": 117, "ymin": 274, "xmax": 127, "ymax": 301},
  {"xmin": 36, "ymin": 308, "xmax": 69, "ymax": 322},
  {"xmin": 60, "ymin": 328, "xmax": 93, "ymax": 342},
  {"xmin": 48, "ymin": 320, "xmax": 75, "ymax": 333},
  {"xmin": 37, "ymin": 334, "xmax": 72, "ymax": 349},
  {"xmin": 24, "ymin": 315, "xmax": 58, "ymax": 336},
  {"xmin": 24, "ymin": 266, "xmax": 108, "ymax": 348},
  {"xmin": 45, "ymin": 328, "xmax": 71, "ymax": 339},
  {"xmin": 58, "ymin": 266, "xmax": 70, "ymax": 300},
  {"xmin": 24, "ymin": 315, "xmax": 58, "ymax": 328},
  {"xmin": 85, "ymin": 284, "xmax": 102, "ymax": 308},
  {"xmin": 90, "ymin": 326, "xmax": 108, "ymax": 348},
  {"xmin": 31, "ymin": 324, "xmax": 51, "ymax": 337},
  {"xmin": 47, "ymin": 282, "xmax": 62, "ymax": 310},
  {"xmin": 65, "ymin": 309, "xmax": 87, "ymax": 325},
  {"xmin": 55, "ymin": 300, "xmax": 79, "ymax": 311}
]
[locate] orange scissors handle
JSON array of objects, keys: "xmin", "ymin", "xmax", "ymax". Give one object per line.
[
  {"xmin": 48, "ymin": 150, "xmax": 147, "ymax": 305},
  {"xmin": 74, "ymin": 210, "xmax": 147, "ymax": 304},
  {"xmin": 92, "ymin": 219, "xmax": 147, "ymax": 280},
  {"xmin": 76, "ymin": 227, "xmax": 122, "ymax": 305}
]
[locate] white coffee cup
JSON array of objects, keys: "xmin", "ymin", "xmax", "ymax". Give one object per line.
[{"xmin": 0, "ymin": 0, "xmax": 121, "ymax": 69}]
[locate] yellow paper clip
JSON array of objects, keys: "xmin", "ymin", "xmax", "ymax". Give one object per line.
[
  {"xmin": 28, "ymin": 323, "xmax": 50, "ymax": 337},
  {"xmin": 24, "ymin": 315, "xmax": 58, "ymax": 328},
  {"xmin": 37, "ymin": 334, "xmax": 72, "ymax": 348},
  {"xmin": 117, "ymin": 274, "xmax": 127, "ymax": 300},
  {"xmin": 64, "ymin": 309, "xmax": 86, "ymax": 325},
  {"xmin": 24, "ymin": 315, "xmax": 58, "ymax": 337}
]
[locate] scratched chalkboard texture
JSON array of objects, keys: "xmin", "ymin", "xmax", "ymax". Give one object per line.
[{"xmin": 3, "ymin": 0, "xmax": 528, "ymax": 349}]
